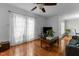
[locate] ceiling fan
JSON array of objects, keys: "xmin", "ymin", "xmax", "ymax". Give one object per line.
[{"xmin": 31, "ymin": 3, "xmax": 57, "ymax": 13}]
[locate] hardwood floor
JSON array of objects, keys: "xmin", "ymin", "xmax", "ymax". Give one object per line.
[{"xmin": 0, "ymin": 39, "xmax": 64, "ymax": 56}]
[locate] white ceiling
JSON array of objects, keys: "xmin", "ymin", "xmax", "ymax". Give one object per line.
[{"xmin": 9, "ymin": 3, "xmax": 79, "ymax": 17}]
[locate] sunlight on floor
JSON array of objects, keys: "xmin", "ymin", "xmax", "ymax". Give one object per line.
[{"xmin": 27, "ymin": 43, "xmax": 35, "ymax": 56}]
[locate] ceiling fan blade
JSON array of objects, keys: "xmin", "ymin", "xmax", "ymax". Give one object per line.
[
  {"xmin": 41, "ymin": 8, "xmax": 46, "ymax": 13},
  {"xmin": 39, "ymin": 3, "xmax": 57, "ymax": 6},
  {"xmin": 31, "ymin": 6, "xmax": 37, "ymax": 11}
]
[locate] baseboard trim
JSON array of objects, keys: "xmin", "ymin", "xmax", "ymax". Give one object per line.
[{"xmin": 10, "ymin": 38, "xmax": 39, "ymax": 48}]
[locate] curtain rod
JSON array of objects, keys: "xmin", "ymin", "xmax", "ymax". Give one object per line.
[
  {"xmin": 8, "ymin": 10, "xmax": 26, "ymax": 16},
  {"xmin": 8, "ymin": 10, "xmax": 18, "ymax": 14},
  {"xmin": 8, "ymin": 10, "xmax": 11, "ymax": 12},
  {"xmin": 8, "ymin": 10, "xmax": 37, "ymax": 17},
  {"xmin": 8, "ymin": 10, "xmax": 17, "ymax": 13}
]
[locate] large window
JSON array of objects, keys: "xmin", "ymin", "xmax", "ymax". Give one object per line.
[
  {"xmin": 10, "ymin": 13, "xmax": 26, "ymax": 45},
  {"xmin": 10, "ymin": 12, "xmax": 35, "ymax": 46},
  {"xmin": 61, "ymin": 21, "xmax": 65, "ymax": 35},
  {"xmin": 27, "ymin": 17, "xmax": 35, "ymax": 41},
  {"xmin": 13, "ymin": 13, "xmax": 26, "ymax": 44}
]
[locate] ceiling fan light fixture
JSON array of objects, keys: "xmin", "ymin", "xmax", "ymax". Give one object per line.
[
  {"xmin": 31, "ymin": 3, "xmax": 57, "ymax": 13},
  {"xmin": 41, "ymin": 8, "xmax": 46, "ymax": 12}
]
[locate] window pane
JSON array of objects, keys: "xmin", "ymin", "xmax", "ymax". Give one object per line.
[
  {"xmin": 13, "ymin": 13, "xmax": 26, "ymax": 44},
  {"xmin": 27, "ymin": 17, "xmax": 35, "ymax": 40}
]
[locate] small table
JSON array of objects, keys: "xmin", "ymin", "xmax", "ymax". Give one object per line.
[
  {"xmin": 40, "ymin": 37, "xmax": 59, "ymax": 51},
  {"xmin": 40, "ymin": 38, "xmax": 54, "ymax": 51},
  {"xmin": 41, "ymin": 39, "xmax": 50, "ymax": 48}
]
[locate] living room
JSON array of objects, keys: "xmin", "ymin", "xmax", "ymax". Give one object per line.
[{"xmin": 0, "ymin": 3, "xmax": 79, "ymax": 56}]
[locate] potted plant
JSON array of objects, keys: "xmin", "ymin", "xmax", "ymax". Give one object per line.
[
  {"xmin": 45, "ymin": 29, "xmax": 55, "ymax": 40},
  {"xmin": 64, "ymin": 29, "xmax": 71, "ymax": 37},
  {"xmin": 46, "ymin": 29, "xmax": 55, "ymax": 37}
]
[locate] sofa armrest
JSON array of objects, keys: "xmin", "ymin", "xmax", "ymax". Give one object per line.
[{"xmin": 66, "ymin": 45, "xmax": 79, "ymax": 56}]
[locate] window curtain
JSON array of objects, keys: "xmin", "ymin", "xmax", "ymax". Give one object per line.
[
  {"xmin": 9, "ymin": 12, "xmax": 35, "ymax": 46},
  {"xmin": 61, "ymin": 21, "xmax": 65, "ymax": 35},
  {"xmin": 26, "ymin": 17, "xmax": 35, "ymax": 41},
  {"xmin": 9, "ymin": 13, "xmax": 26, "ymax": 46}
]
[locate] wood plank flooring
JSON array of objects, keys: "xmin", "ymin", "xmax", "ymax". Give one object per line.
[{"xmin": 0, "ymin": 39, "xmax": 64, "ymax": 56}]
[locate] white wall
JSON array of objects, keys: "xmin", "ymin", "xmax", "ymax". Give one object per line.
[
  {"xmin": 0, "ymin": 4, "xmax": 9, "ymax": 42},
  {"xmin": 35, "ymin": 17, "xmax": 46, "ymax": 39},
  {"xmin": 46, "ymin": 16, "xmax": 59, "ymax": 37},
  {"xmin": 0, "ymin": 3, "xmax": 46, "ymax": 42}
]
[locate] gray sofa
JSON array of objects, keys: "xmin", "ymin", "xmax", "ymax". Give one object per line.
[{"xmin": 65, "ymin": 36, "xmax": 79, "ymax": 56}]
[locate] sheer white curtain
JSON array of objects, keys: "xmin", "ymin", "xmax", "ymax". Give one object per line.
[
  {"xmin": 61, "ymin": 21, "xmax": 65, "ymax": 35},
  {"xmin": 26, "ymin": 17, "xmax": 35, "ymax": 41},
  {"xmin": 10, "ymin": 13, "xmax": 26, "ymax": 46},
  {"xmin": 9, "ymin": 12, "xmax": 35, "ymax": 46}
]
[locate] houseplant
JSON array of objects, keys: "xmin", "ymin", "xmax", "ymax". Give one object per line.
[
  {"xmin": 46, "ymin": 29, "xmax": 55, "ymax": 37},
  {"xmin": 64, "ymin": 29, "xmax": 71, "ymax": 37}
]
